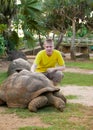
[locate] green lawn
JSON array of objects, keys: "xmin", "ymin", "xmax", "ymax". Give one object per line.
[
  {"xmin": 61, "ymin": 72, "xmax": 93, "ymax": 86},
  {"xmin": 0, "ymin": 71, "xmax": 93, "ymax": 86},
  {"xmin": 66, "ymin": 61, "xmax": 93, "ymax": 70}
]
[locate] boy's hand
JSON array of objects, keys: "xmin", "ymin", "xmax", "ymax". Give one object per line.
[{"xmin": 47, "ymin": 68, "xmax": 56, "ymax": 73}]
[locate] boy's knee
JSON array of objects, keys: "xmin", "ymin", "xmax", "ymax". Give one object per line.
[{"xmin": 53, "ymin": 71, "xmax": 64, "ymax": 83}]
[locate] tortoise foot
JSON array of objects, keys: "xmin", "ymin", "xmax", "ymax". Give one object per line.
[
  {"xmin": 56, "ymin": 99, "xmax": 65, "ymax": 112},
  {"xmin": 53, "ymin": 91, "xmax": 67, "ymax": 104},
  {"xmin": 28, "ymin": 96, "xmax": 48, "ymax": 112},
  {"xmin": 46, "ymin": 93, "xmax": 66, "ymax": 112}
]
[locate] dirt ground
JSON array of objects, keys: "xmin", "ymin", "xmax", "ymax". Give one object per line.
[{"xmin": 0, "ymin": 59, "xmax": 93, "ymax": 130}]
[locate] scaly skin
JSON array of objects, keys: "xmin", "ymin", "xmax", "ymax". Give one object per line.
[
  {"xmin": 46, "ymin": 92, "xmax": 66, "ymax": 112},
  {"xmin": 28, "ymin": 96, "xmax": 48, "ymax": 112},
  {"xmin": 53, "ymin": 91, "xmax": 67, "ymax": 104}
]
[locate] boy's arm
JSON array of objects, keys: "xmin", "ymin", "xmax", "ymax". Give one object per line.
[
  {"xmin": 31, "ymin": 63, "xmax": 37, "ymax": 72},
  {"xmin": 47, "ymin": 65, "xmax": 65, "ymax": 73}
]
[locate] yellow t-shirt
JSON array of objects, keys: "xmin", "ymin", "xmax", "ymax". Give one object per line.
[{"xmin": 34, "ymin": 49, "xmax": 65, "ymax": 72}]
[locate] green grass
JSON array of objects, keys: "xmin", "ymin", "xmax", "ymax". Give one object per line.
[
  {"xmin": 0, "ymin": 71, "xmax": 92, "ymax": 87},
  {"xmin": 66, "ymin": 95, "xmax": 78, "ymax": 100},
  {"xmin": 2, "ymin": 104, "xmax": 93, "ymax": 130},
  {"xmin": 61, "ymin": 72, "xmax": 93, "ymax": 86},
  {"xmin": 0, "ymin": 72, "xmax": 7, "ymax": 84},
  {"xmin": 66, "ymin": 61, "xmax": 93, "ymax": 69}
]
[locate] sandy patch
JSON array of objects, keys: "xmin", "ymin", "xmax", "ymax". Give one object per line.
[{"xmin": 61, "ymin": 85, "xmax": 93, "ymax": 106}]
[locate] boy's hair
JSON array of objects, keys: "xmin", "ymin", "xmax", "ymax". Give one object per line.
[{"xmin": 44, "ymin": 38, "xmax": 54, "ymax": 45}]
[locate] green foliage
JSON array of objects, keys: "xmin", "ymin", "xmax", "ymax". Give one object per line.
[
  {"xmin": 66, "ymin": 27, "xmax": 73, "ymax": 37},
  {"xmin": 0, "ymin": 24, "xmax": 7, "ymax": 33},
  {"xmin": 66, "ymin": 24, "xmax": 88, "ymax": 38},
  {"xmin": 0, "ymin": 0, "xmax": 17, "ymax": 24},
  {"xmin": 17, "ymin": 0, "xmax": 43, "ymax": 48},
  {"xmin": 0, "ymin": 0, "xmax": 93, "ymax": 51},
  {"xmin": 0, "ymin": 24, "xmax": 7, "ymax": 55},
  {"xmin": 43, "ymin": 0, "xmax": 70, "ymax": 32},
  {"xmin": 0, "ymin": 0, "xmax": 18, "ymax": 52},
  {"xmin": 5, "ymin": 31, "xmax": 19, "ymax": 51},
  {"xmin": 0, "ymin": 35, "xmax": 6, "ymax": 56},
  {"xmin": 77, "ymin": 24, "xmax": 88, "ymax": 37}
]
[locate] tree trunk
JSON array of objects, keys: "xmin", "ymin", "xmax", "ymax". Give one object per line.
[
  {"xmin": 70, "ymin": 18, "xmax": 76, "ymax": 60},
  {"xmin": 38, "ymin": 33, "xmax": 44, "ymax": 49},
  {"xmin": 55, "ymin": 33, "xmax": 63, "ymax": 49}
]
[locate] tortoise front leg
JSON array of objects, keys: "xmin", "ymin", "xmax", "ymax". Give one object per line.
[
  {"xmin": 28, "ymin": 96, "xmax": 48, "ymax": 112},
  {"xmin": 53, "ymin": 91, "xmax": 67, "ymax": 104},
  {"xmin": 46, "ymin": 92, "xmax": 65, "ymax": 112}
]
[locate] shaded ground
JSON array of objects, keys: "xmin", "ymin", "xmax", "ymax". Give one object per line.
[{"xmin": 0, "ymin": 59, "xmax": 93, "ymax": 130}]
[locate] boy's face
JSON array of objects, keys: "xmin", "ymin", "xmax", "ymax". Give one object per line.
[{"xmin": 44, "ymin": 42, "xmax": 54, "ymax": 56}]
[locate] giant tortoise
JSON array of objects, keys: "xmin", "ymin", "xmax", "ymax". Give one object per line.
[{"xmin": 0, "ymin": 69, "xmax": 66, "ymax": 112}]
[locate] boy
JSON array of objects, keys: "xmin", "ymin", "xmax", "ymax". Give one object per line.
[{"xmin": 31, "ymin": 39, "xmax": 65, "ymax": 85}]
